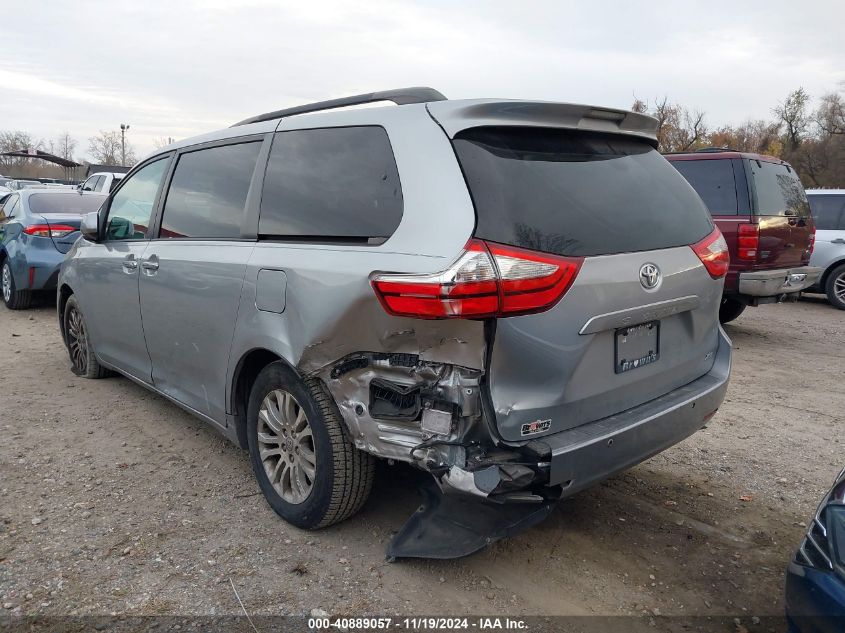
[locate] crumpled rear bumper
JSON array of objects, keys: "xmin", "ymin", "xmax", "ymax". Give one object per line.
[{"xmin": 544, "ymin": 327, "xmax": 732, "ymax": 495}]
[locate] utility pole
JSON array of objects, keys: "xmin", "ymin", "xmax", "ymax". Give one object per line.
[{"xmin": 120, "ymin": 123, "xmax": 130, "ymax": 166}]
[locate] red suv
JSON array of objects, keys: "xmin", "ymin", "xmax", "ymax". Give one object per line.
[{"xmin": 666, "ymin": 149, "xmax": 821, "ymax": 323}]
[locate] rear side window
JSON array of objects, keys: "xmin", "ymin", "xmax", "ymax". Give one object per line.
[
  {"xmin": 160, "ymin": 141, "xmax": 261, "ymax": 239},
  {"xmin": 259, "ymin": 126, "xmax": 402, "ymax": 241},
  {"xmin": 669, "ymin": 159, "xmax": 739, "ymax": 215},
  {"xmin": 29, "ymin": 193, "xmax": 106, "ymax": 215},
  {"xmin": 808, "ymin": 195, "xmax": 845, "ymax": 231},
  {"xmin": 748, "ymin": 160, "xmax": 810, "ymax": 217},
  {"xmin": 453, "ymin": 127, "xmax": 713, "ymax": 257}
]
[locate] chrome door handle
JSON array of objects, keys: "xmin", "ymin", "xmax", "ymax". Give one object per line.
[
  {"xmin": 122, "ymin": 255, "xmax": 138, "ymax": 273},
  {"xmin": 141, "ymin": 260, "xmax": 159, "ymax": 272}
]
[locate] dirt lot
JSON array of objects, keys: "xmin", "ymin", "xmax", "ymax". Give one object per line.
[{"xmin": 0, "ymin": 296, "xmax": 843, "ymax": 623}]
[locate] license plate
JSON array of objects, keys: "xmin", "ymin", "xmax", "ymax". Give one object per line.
[{"xmin": 615, "ymin": 321, "xmax": 660, "ymax": 374}]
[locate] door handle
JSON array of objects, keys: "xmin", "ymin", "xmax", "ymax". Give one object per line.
[
  {"xmin": 141, "ymin": 256, "xmax": 159, "ymax": 273},
  {"xmin": 122, "ymin": 255, "xmax": 138, "ymax": 273},
  {"xmin": 787, "ymin": 218, "xmax": 797, "ymax": 226},
  {"xmin": 832, "ymin": 238, "xmax": 845, "ymax": 245}
]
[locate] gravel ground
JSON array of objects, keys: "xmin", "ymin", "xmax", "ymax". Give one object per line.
[{"xmin": 0, "ymin": 295, "xmax": 843, "ymax": 622}]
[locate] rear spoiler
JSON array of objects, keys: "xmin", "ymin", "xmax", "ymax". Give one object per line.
[{"xmin": 427, "ymin": 99, "xmax": 659, "ymax": 147}]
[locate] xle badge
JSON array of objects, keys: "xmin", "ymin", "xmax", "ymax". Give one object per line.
[{"xmin": 521, "ymin": 419, "xmax": 551, "ymax": 436}]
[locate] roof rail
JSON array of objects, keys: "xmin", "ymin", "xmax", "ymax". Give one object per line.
[
  {"xmin": 232, "ymin": 87, "xmax": 447, "ymax": 127},
  {"xmin": 694, "ymin": 147, "xmax": 738, "ymax": 153}
]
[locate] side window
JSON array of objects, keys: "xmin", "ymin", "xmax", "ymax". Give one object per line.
[
  {"xmin": 105, "ymin": 158, "xmax": 169, "ymax": 241},
  {"xmin": 159, "ymin": 141, "xmax": 261, "ymax": 239},
  {"xmin": 808, "ymin": 195, "xmax": 845, "ymax": 231},
  {"xmin": 0, "ymin": 195, "xmax": 19, "ymax": 221},
  {"xmin": 259, "ymin": 126, "xmax": 403, "ymax": 240},
  {"xmin": 82, "ymin": 176, "xmax": 100, "ymax": 192},
  {"xmin": 94, "ymin": 176, "xmax": 107, "ymax": 192},
  {"xmin": 670, "ymin": 159, "xmax": 739, "ymax": 216}
]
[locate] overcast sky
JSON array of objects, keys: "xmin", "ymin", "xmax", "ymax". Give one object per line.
[{"xmin": 2, "ymin": 0, "xmax": 843, "ymax": 162}]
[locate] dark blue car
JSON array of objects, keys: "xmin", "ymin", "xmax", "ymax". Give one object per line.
[
  {"xmin": 786, "ymin": 467, "xmax": 845, "ymax": 632},
  {"xmin": 0, "ymin": 188, "xmax": 105, "ymax": 309}
]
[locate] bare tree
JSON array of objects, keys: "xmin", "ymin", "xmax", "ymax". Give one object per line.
[
  {"xmin": 816, "ymin": 92, "xmax": 845, "ymax": 136},
  {"xmin": 0, "ymin": 131, "xmax": 44, "ymax": 173},
  {"xmin": 52, "ymin": 132, "xmax": 77, "ymax": 161},
  {"xmin": 632, "ymin": 97, "xmax": 708, "ymax": 152},
  {"xmin": 152, "ymin": 136, "xmax": 177, "ymax": 149},
  {"xmin": 88, "ymin": 130, "xmax": 136, "ymax": 166},
  {"xmin": 773, "ymin": 88, "xmax": 810, "ymax": 151}
]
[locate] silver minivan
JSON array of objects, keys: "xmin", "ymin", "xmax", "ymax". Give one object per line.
[
  {"xmin": 58, "ymin": 88, "xmax": 732, "ymax": 557},
  {"xmin": 807, "ymin": 189, "xmax": 845, "ymax": 309}
]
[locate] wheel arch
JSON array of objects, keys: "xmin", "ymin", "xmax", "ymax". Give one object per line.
[
  {"xmin": 229, "ymin": 348, "xmax": 300, "ymax": 449},
  {"xmin": 820, "ymin": 258, "xmax": 845, "ymax": 291}
]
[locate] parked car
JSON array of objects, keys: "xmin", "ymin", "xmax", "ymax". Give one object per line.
[
  {"xmin": 78, "ymin": 171, "xmax": 125, "ymax": 194},
  {"xmin": 786, "ymin": 466, "xmax": 845, "ymax": 631},
  {"xmin": 57, "ymin": 88, "xmax": 731, "ymax": 558},
  {"xmin": 7, "ymin": 179, "xmax": 41, "ymax": 191},
  {"xmin": 0, "ymin": 177, "xmax": 13, "ymax": 189},
  {"xmin": 0, "ymin": 188, "xmax": 106, "ymax": 309},
  {"xmin": 806, "ymin": 189, "xmax": 845, "ymax": 310},
  {"xmin": 666, "ymin": 149, "xmax": 821, "ymax": 323}
]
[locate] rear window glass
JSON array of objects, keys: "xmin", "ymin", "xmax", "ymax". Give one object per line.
[
  {"xmin": 808, "ymin": 194, "xmax": 845, "ymax": 231},
  {"xmin": 160, "ymin": 141, "xmax": 261, "ymax": 239},
  {"xmin": 453, "ymin": 127, "xmax": 713, "ymax": 257},
  {"xmin": 748, "ymin": 160, "xmax": 810, "ymax": 217},
  {"xmin": 259, "ymin": 126, "xmax": 402, "ymax": 241},
  {"xmin": 28, "ymin": 193, "xmax": 106, "ymax": 215},
  {"xmin": 669, "ymin": 159, "xmax": 739, "ymax": 215}
]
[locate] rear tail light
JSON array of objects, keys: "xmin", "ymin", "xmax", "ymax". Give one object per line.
[
  {"xmin": 23, "ymin": 224, "xmax": 76, "ymax": 238},
  {"xmin": 737, "ymin": 223, "xmax": 759, "ymax": 261},
  {"xmin": 371, "ymin": 239, "xmax": 583, "ymax": 319},
  {"xmin": 691, "ymin": 227, "xmax": 730, "ymax": 279}
]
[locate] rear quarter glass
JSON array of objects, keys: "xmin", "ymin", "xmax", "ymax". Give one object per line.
[
  {"xmin": 452, "ymin": 127, "xmax": 713, "ymax": 257},
  {"xmin": 808, "ymin": 194, "xmax": 845, "ymax": 231},
  {"xmin": 668, "ymin": 158, "xmax": 740, "ymax": 215}
]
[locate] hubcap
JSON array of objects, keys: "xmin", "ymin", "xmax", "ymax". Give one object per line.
[
  {"xmin": 835, "ymin": 273, "xmax": 845, "ymax": 303},
  {"xmin": 2, "ymin": 264, "xmax": 10, "ymax": 302},
  {"xmin": 257, "ymin": 390, "xmax": 316, "ymax": 505},
  {"xmin": 66, "ymin": 307, "xmax": 88, "ymax": 373}
]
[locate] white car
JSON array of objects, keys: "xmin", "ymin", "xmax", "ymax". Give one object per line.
[
  {"xmin": 807, "ymin": 189, "xmax": 845, "ymax": 309},
  {"xmin": 78, "ymin": 171, "xmax": 125, "ymax": 194}
]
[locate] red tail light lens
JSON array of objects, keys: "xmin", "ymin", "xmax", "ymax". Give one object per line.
[
  {"xmin": 737, "ymin": 223, "xmax": 759, "ymax": 261},
  {"xmin": 24, "ymin": 224, "xmax": 76, "ymax": 238},
  {"xmin": 371, "ymin": 239, "xmax": 583, "ymax": 319},
  {"xmin": 692, "ymin": 227, "xmax": 730, "ymax": 279}
]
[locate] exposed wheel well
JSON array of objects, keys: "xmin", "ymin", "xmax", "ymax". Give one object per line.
[
  {"xmin": 58, "ymin": 284, "xmax": 74, "ymax": 344},
  {"xmin": 231, "ymin": 348, "xmax": 288, "ymax": 449}
]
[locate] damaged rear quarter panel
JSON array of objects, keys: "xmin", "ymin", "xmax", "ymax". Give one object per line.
[{"xmin": 224, "ymin": 105, "xmax": 487, "ymax": 460}]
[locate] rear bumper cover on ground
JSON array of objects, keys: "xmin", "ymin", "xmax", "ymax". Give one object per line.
[
  {"xmin": 544, "ymin": 327, "xmax": 731, "ymax": 495},
  {"xmin": 738, "ymin": 266, "xmax": 822, "ymax": 297}
]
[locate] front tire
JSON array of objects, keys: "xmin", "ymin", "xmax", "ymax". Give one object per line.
[
  {"xmin": 2, "ymin": 261, "xmax": 32, "ymax": 310},
  {"xmin": 719, "ymin": 297, "xmax": 746, "ymax": 324},
  {"xmin": 247, "ymin": 362, "xmax": 374, "ymax": 529},
  {"xmin": 63, "ymin": 295, "xmax": 110, "ymax": 378},
  {"xmin": 825, "ymin": 263, "xmax": 845, "ymax": 310}
]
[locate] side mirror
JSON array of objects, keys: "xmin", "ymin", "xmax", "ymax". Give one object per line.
[{"xmin": 80, "ymin": 211, "xmax": 100, "ymax": 242}]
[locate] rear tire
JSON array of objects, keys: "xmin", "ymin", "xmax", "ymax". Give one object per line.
[
  {"xmin": 719, "ymin": 297, "xmax": 746, "ymax": 324},
  {"xmin": 2, "ymin": 261, "xmax": 32, "ymax": 310},
  {"xmin": 63, "ymin": 295, "xmax": 110, "ymax": 378},
  {"xmin": 825, "ymin": 263, "xmax": 845, "ymax": 310},
  {"xmin": 247, "ymin": 362, "xmax": 374, "ymax": 529}
]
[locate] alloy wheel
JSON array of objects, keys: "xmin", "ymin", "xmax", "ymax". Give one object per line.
[
  {"xmin": 835, "ymin": 272, "xmax": 845, "ymax": 303},
  {"xmin": 2, "ymin": 264, "xmax": 10, "ymax": 303},
  {"xmin": 66, "ymin": 307, "xmax": 89, "ymax": 374},
  {"xmin": 257, "ymin": 389, "xmax": 316, "ymax": 504}
]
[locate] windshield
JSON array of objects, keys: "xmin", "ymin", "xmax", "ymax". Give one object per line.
[
  {"xmin": 28, "ymin": 193, "xmax": 106, "ymax": 215},
  {"xmin": 453, "ymin": 127, "xmax": 713, "ymax": 257}
]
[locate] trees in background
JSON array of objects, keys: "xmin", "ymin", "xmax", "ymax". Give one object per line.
[
  {"xmin": 87, "ymin": 130, "xmax": 137, "ymax": 167},
  {"xmin": 633, "ymin": 84, "xmax": 845, "ymax": 187}
]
